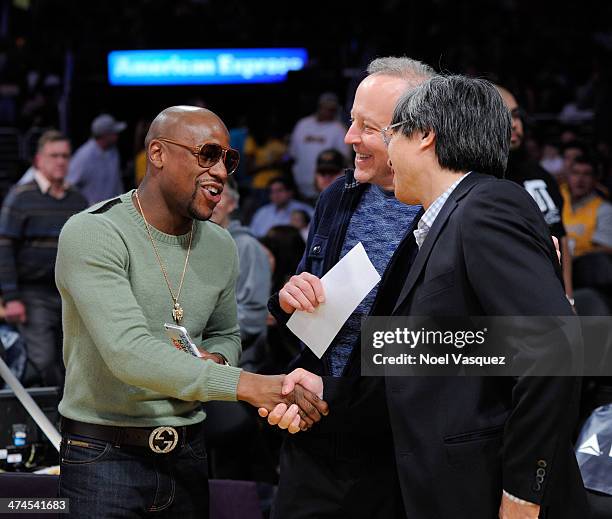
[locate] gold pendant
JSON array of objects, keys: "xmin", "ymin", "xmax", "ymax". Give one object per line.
[{"xmin": 172, "ymin": 302, "xmax": 184, "ymax": 324}]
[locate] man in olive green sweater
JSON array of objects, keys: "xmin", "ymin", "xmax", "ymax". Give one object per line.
[{"xmin": 56, "ymin": 106, "xmax": 327, "ymax": 518}]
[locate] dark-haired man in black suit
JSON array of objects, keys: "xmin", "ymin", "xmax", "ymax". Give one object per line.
[{"xmin": 381, "ymin": 74, "xmax": 587, "ymax": 519}]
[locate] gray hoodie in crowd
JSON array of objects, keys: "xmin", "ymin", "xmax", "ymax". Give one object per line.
[{"xmin": 227, "ymin": 220, "xmax": 271, "ymax": 340}]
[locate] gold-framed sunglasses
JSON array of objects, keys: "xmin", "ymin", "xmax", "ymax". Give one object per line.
[{"xmin": 157, "ymin": 138, "xmax": 240, "ymax": 175}]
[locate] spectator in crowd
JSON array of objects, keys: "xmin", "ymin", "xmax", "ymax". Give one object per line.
[
  {"xmin": 289, "ymin": 209, "xmax": 310, "ymax": 242},
  {"xmin": 562, "ymin": 141, "xmax": 587, "ymax": 174},
  {"xmin": 249, "ymin": 177, "xmax": 313, "ymax": 238},
  {"xmin": 259, "ymin": 225, "xmax": 307, "ymax": 371},
  {"xmin": 0, "ymin": 130, "xmax": 87, "ymax": 386},
  {"xmin": 244, "ymin": 115, "xmax": 288, "ymax": 190},
  {"xmin": 540, "ymin": 141, "xmax": 564, "ymax": 178},
  {"xmin": 264, "ymin": 56, "xmax": 430, "ymax": 519},
  {"xmin": 562, "ymin": 155, "xmax": 612, "ymax": 256},
  {"xmin": 67, "ymin": 113, "xmax": 126, "ymax": 205},
  {"xmin": 289, "ymin": 92, "xmax": 350, "ymax": 199},
  {"xmin": 558, "ymin": 140, "xmax": 588, "ymax": 185},
  {"xmin": 498, "ymin": 85, "xmax": 574, "ymax": 306},
  {"xmin": 314, "ymin": 148, "xmax": 346, "ymax": 195},
  {"xmin": 239, "ymin": 116, "xmax": 290, "ymax": 224},
  {"xmin": 19, "ymin": 79, "xmax": 60, "ymax": 130},
  {"xmin": 259, "ymin": 225, "xmax": 305, "ymax": 295},
  {"xmin": 211, "ymin": 179, "xmax": 271, "ymax": 346},
  {"xmin": 560, "ymin": 129, "xmax": 580, "ymax": 145}
]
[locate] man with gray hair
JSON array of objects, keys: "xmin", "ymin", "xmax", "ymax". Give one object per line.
[
  {"xmin": 379, "ymin": 75, "xmax": 586, "ymax": 518},
  {"xmin": 265, "ymin": 57, "xmax": 433, "ymax": 518}
]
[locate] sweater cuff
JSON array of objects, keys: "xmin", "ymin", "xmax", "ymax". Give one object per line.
[{"xmin": 204, "ymin": 362, "xmax": 242, "ymax": 401}]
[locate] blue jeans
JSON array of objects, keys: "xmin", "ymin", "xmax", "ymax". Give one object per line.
[{"xmin": 59, "ymin": 429, "xmax": 209, "ymax": 518}]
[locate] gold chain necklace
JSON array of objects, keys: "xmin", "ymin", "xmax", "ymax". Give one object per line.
[{"xmin": 134, "ymin": 190, "xmax": 193, "ymax": 324}]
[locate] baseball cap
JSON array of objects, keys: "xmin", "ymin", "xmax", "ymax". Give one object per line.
[
  {"xmin": 316, "ymin": 149, "xmax": 345, "ymax": 173},
  {"xmin": 91, "ymin": 114, "xmax": 127, "ymax": 137}
]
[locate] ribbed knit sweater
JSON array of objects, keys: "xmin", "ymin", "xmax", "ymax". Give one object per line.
[
  {"xmin": 0, "ymin": 181, "xmax": 88, "ymax": 301},
  {"xmin": 56, "ymin": 191, "xmax": 243, "ymax": 427}
]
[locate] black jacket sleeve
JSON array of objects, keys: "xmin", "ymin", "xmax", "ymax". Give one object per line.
[{"xmin": 461, "ymin": 180, "xmax": 580, "ymax": 505}]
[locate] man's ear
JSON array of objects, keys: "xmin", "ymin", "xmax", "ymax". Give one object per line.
[
  {"xmin": 420, "ymin": 130, "xmax": 435, "ymax": 151},
  {"xmin": 148, "ymin": 140, "xmax": 163, "ymax": 169}
]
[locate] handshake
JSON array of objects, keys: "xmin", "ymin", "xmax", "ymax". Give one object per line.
[
  {"xmin": 234, "ymin": 272, "xmax": 329, "ymax": 433},
  {"xmin": 236, "ymin": 368, "xmax": 327, "ymax": 434}
]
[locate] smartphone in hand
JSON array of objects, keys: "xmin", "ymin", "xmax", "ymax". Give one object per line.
[{"xmin": 164, "ymin": 323, "xmax": 203, "ymax": 358}]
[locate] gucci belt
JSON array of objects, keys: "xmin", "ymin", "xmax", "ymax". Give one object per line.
[
  {"xmin": 148, "ymin": 426, "xmax": 179, "ymax": 453},
  {"xmin": 60, "ymin": 417, "xmax": 202, "ymax": 454}
]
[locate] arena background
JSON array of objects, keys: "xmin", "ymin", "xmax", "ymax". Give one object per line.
[{"xmin": 3, "ymin": 0, "xmax": 611, "ymax": 180}]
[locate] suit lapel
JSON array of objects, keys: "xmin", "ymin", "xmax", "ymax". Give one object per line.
[{"xmin": 392, "ymin": 173, "xmax": 488, "ymax": 314}]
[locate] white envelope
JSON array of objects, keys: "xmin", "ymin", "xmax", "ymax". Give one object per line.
[{"xmin": 286, "ymin": 242, "xmax": 381, "ymax": 358}]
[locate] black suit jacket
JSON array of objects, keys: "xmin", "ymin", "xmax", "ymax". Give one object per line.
[{"xmin": 382, "ymin": 173, "xmax": 587, "ymax": 518}]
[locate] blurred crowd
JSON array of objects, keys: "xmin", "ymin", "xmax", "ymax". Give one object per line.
[{"xmin": 1, "ymin": 76, "xmax": 611, "ymax": 479}]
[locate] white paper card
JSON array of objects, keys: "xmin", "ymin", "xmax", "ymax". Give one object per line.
[{"xmin": 287, "ymin": 242, "xmax": 381, "ymax": 358}]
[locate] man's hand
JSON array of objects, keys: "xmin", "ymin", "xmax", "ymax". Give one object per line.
[
  {"xmin": 259, "ymin": 368, "xmax": 326, "ymax": 431},
  {"xmin": 4, "ymin": 300, "xmax": 26, "ymax": 324},
  {"xmin": 262, "ymin": 384, "xmax": 329, "ymax": 433},
  {"xmin": 237, "ymin": 372, "xmax": 328, "ymax": 433},
  {"xmin": 279, "ymin": 273, "xmax": 325, "ymax": 314},
  {"xmin": 282, "ymin": 367, "xmax": 323, "ymax": 398},
  {"xmin": 499, "ymin": 492, "xmax": 540, "ymax": 519},
  {"xmin": 200, "ymin": 351, "xmax": 226, "ymax": 365}
]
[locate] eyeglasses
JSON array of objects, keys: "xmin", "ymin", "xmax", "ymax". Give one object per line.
[
  {"xmin": 380, "ymin": 120, "xmax": 408, "ymax": 146},
  {"xmin": 157, "ymin": 138, "xmax": 240, "ymax": 175}
]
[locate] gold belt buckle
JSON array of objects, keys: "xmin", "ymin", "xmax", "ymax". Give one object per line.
[{"xmin": 148, "ymin": 426, "xmax": 179, "ymax": 453}]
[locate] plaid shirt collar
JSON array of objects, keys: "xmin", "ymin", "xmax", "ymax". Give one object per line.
[{"xmin": 413, "ymin": 172, "xmax": 471, "ymax": 248}]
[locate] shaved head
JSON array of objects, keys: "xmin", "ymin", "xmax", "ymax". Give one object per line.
[
  {"xmin": 139, "ymin": 104, "xmax": 233, "ymax": 225},
  {"xmin": 145, "ymin": 105, "xmax": 228, "ymax": 149}
]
